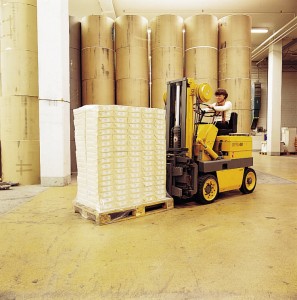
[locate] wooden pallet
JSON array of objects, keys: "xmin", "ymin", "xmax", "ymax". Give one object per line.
[{"xmin": 73, "ymin": 198, "xmax": 174, "ymax": 225}]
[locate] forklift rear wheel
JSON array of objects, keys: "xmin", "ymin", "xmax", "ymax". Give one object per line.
[
  {"xmin": 197, "ymin": 174, "xmax": 219, "ymax": 205},
  {"xmin": 240, "ymin": 168, "xmax": 257, "ymax": 194}
]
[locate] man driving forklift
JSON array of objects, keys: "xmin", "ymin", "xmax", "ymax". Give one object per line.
[{"xmin": 204, "ymin": 88, "xmax": 232, "ymax": 130}]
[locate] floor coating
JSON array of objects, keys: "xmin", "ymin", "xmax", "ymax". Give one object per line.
[{"xmin": 0, "ymin": 154, "xmax": 297, "ymax": 299}]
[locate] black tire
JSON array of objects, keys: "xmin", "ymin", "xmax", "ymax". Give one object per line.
[
  {"xmin": 196, "ymin": 174, "xmax": 219, "ymax": 205},
  {"xmin": 240, "ymin": 168, "xmax": 257, "ymax": 194}
]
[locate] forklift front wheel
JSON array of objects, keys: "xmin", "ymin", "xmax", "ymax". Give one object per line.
[
  {"xmin": 240, "ymin": 168, "xmax": 257, "ymax": 194},
  {"xmin": 197, "ymin": 174, "xmax": 219, "ymax": 205}
]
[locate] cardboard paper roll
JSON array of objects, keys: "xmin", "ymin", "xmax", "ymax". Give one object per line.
[
  {"xmin": 184, "ymin": 14, "xmax": 218, "ymax": 50},
  {"xmin": 116, "ymin": 78, "xmax": 149, "ymax": 107},
  {"xmin": 1, "ymin": 140, "xmax": 40, "ymax": 184},
  {"xmin": 82, "ymin": 78, "xmax": 115, "ymax": 105},
  {"xmin": 0, "ymin": 96, "xmax": 39, "ymax": 141},
  {"xmin": 1, "ymin": 49, "xmax": 38, "ymax": 97},
  {"xmin": 69, "ymin": 16, "xmax": 81, "ymax": 173},
  {"xmin": 2, "ymin": 0, "xmax": 36, "ymax": 5},
  {"xmin": 218, "ymin": 15, "xmax": 251, "ymax": 133},
  {"xmin": 82, "ymin": 47, "xmax": 114, "ymax": 81},
  {"xmin": 151, "ymin": 78, "xmax": 168, "ymax": 109},
  {"xmin": 219, "ymin": 47, "xmax": 251, "ymax": 80},
  {"xmin": 184, "ymin": 15, "xmax": 218, "ymax": 102},
  {"xmin": 115, "ymin": 15, "xmax": 148, "ymax": 49},
  {"xmin": 115, "ymin": 15, "xmax": 149, "ymax": 106},
  {"xmin": 1, "ymin": 1, "xmax": 37, "ymax": 51},
  {"xmin": 151, "ymin": 47, "xmax": 183, "ymax": 80},
  {"xmin": 218, "ymin": 15, "xmax": 251, "ymax": 49},
  {"xmin": 81, "ymin": 15, "xmax": 114, "ymax": 50},
  {"xmin": 81, "ymin": 15, "xmax": 115, "ymax": 104},
  {"xmin": 116, "ymin": 47, "xmax": 148, "ymax": 80},
  {"xmin": 185, "ymin": 48, "xmax": 218, "ymax": 82},
  {"xmin": 150, "ymin": 14, "xmax": 183, "ymax": 50}
]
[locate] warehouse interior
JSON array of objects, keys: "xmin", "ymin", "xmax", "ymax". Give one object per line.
[{"xmin": 1, "ymin": 0, "xmax": 297, "ymax": 299}]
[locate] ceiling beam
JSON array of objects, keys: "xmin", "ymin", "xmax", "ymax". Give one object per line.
[
  {"xmin": 98, "ymin": 0, "xmax": 116, "ymax": 19},
  {"xmin": 251, "ymin": 16, "xmax": 297, "ymax": 61}
]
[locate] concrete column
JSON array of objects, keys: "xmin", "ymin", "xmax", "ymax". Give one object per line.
[
  {"xmin": 267, "ymin": 41, "xmax": 282, "ymax": 156},
  {"xmin": 37, "ymin": 0, "xmax": 71, "ymax": 186}
]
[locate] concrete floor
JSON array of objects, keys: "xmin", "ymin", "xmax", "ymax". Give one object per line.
[{"xmin": 0, "ymin": 154, "xmax": 297, "ymax": 299}]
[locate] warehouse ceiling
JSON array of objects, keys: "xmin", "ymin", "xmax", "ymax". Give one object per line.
[{"xmin": 69, "ymin": 0, "xmax": 297, "ymax": 65}]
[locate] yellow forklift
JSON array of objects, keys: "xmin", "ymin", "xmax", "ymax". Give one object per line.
[{"xmin": 166, "ymin": 78, "xmax": 256, "ymax": 204}]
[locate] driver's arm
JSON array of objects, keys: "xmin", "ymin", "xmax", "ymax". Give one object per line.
[{"xmin": 212, "ymin": 102, "xmax": 232, "ymax": 112}]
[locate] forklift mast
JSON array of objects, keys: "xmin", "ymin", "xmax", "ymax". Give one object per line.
[
  {"xmin": 165, "ymin": 77, "xmax": 212, "ymax": 199},
  {"xmin": 165, "ymin": 78, "xmax": 188, "ymax": 151}
]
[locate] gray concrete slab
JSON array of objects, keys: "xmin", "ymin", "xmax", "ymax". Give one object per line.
[{"xmin": 0, "ymin": 185, "xmax": 48, "ymax": 215}]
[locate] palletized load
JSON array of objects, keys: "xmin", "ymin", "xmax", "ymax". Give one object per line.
[{"xmin": 73, "ymin": 104, "xmax": 170, "ymax": 217}]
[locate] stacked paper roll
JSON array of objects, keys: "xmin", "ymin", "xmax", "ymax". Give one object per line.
[
  {"xmin": 0, "ymin": 0, "xmax": 40, "ymax": 184},
  {"xmin": 74, "ymin": 105, "xmax": 166, "ymax": 212},
  {"xmin": 81, "ymin": 15, "xmax": 115, "ymax": 105},
  {"xmin": 184, "ymin": 15, "xmax": 218, "ymax": 102},
  {"xmin": 218, "ymin": 15, "xmax": 251, "ymax": 133},
  {"xmin": 150, "ymin": 15, "xmax": 184, "ymax": 108},
  {"xmin": 69, "ymin": 16, "xmax": 82, "ymax": 173},
  {"xmin": 115, "ymin": 15, "xmax": 149, "ymax": 107}
]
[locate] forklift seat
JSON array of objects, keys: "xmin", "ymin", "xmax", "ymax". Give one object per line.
[{"xmin": 217, "ymin": 112, "xmax": 238, "ymax": 136}]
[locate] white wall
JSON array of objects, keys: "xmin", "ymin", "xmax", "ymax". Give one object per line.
[
  {"xmin": 251, "ymin": 62, "xmax": 297, "ymax": 130},
  {"xmin": 281, "ymin": 71, "xmax": 297, "ymax": 128},
  {"xmin": 251, "ymin": 62, "xmax": 268, "ymax": 130}
]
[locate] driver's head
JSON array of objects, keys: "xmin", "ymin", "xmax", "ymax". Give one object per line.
[{"xmin": 215, "ymin": 88, "xmax": 228, "ymax": 99}]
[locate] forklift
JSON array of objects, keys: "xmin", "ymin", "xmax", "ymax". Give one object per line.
[{"xmin": 166, "ymin": 78, "xmax": 256, "ymax": 204}]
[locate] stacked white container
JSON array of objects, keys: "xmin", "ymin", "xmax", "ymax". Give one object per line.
[{"xmin": 74, "ymin": 105, "xmax": 167, "ymax": 212}]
